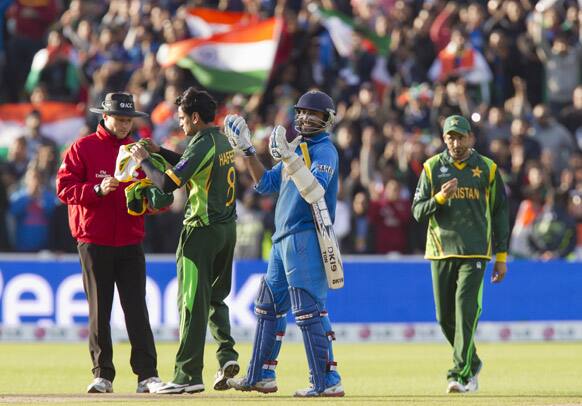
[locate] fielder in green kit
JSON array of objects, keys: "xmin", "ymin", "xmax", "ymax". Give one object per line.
[
  {"xmin": 412, "ymin": 115, "xmax": 510, "ymax": 394},
  {"xmin": 130, "ymin": 87, "xmax": 239, "ymax": 394}
]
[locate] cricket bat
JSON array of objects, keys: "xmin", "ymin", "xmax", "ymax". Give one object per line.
[
  {"xmin": 296, "ymin": 141, "xmax": 344, "ymax": 289},
  {"xmin": 310, "ymin": 197, "xmax": 345, "ymax": 290}
]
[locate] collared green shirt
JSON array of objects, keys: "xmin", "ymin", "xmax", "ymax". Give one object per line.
[
  {"xmin": 412, "ymin": 150, "xmax": 509, "ymax": 260},
  {"xmin": 166, "ymin": 127, "xmax": 236, "ymax": 227}
]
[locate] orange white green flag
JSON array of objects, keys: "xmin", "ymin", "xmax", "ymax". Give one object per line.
[
  {"xmin": 157, "ymin": 18, "xmax": 281, "ymax": 94},
  {"xmin": 0, "ymin": 102, "xmax": 85, "ymax": 155},
  {"xmin": 185, "ymin": 7, "xmax": 250, "ymax": 38}
]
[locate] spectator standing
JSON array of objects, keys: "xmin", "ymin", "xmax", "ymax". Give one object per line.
[
  {"xmin": 9, "ymin": 167, "xmax": 56, "ymax": 251},
  {"xmin": 485, "ymin": 30, "xmax": 521, "ymax": 106},
  {"xmin": 509, "ymin": 162, "xmax": 549, "ymax": 258},
  {"xmin": 368, "ymin": 179, "xmax": 410, "ymax": 254},
  {"xmin": 532, "ymin": 10, "xmax": 582, "ymax": 115},
  {"xmin": 529, "ymin": 191, "xmax": 577, "ymax": 260},
  {"xmin": 25, "ymin": 29, "xmax": 80, "ymax": 101},
  {"xmin": 6, "ymin": 136, "xmax": 29, "ymax": 184},
  {"xmin": 482, "ymin": 107, "xmax": 510, "ymax": 142},
  {"xmin": 558, "ymin": 85, "xmax": 582, "ymax": 149},
  {"xmin": 428, "ymin": 27, "xmax": 493, "ymax": 104},
  {"xmin": 531, "ymin": 104, "xmax": 575, "ymax": 175},
  {"xmin": 3, "ymin": 0, "xmax": 59, "ymax": 101},
  {"xmin": 343, "ymin": 190, "xmax": 373, "ymax": 254},
  {"xmin": 22, "ymin": 109, "xmax": 58, "ymax": 159}
]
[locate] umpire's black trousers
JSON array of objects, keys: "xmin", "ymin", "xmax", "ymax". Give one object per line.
[{"xmin": 78, "ymin": 242, "xmax": 158, "ymax": 382}]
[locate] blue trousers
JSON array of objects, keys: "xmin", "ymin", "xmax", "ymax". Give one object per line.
[
  {"xmin": 260, "ymin": 228, "xmax": 340, "ymax": 386},
  {"xmin": 265, "ymin": 228, "xmax": 328, "ymax": 311}
]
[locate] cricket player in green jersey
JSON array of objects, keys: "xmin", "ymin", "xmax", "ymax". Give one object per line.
[
  {"xmin": 412, "ymin": 115, "xmax": 510, "ymax": 394},
  {"xmin": 130, "ymin": 87, "xmax": 239, "ymax": 394}
]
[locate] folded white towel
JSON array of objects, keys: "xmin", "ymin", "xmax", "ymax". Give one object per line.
[{"xmin": 114, "ymin": 144, "xmax": 140, "ymax": 182}]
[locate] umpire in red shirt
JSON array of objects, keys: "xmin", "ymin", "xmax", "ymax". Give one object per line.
[{"xmin": 56, "ymin": 93, "xmax": 162, "ymax": 394}]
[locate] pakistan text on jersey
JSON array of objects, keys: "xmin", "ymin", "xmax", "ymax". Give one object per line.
[
  {"xmin": 450, "ymin": 187, "xmax": 480, "ymax": 200},
  {"xmin": 218, "ymin": 150, "xmax": 235, "ymax": 166}
]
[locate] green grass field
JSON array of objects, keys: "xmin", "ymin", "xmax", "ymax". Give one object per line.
[{"xmin": 1, "ymin": 342, "xmax": 582, "ymax": 405}]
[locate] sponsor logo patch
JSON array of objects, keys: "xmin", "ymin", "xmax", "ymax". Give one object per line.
[
  {"xmin": 438, "ymin": 166, "xmax": 451, "ymax": 178},
  {"xmin": 317, "ymin": 164, "xmax": 334, "ymax": 175},
  {"xmin": 95, "ymin": 170, "xmax": 110, "ymax": 179},
  {"xmin": 174, "ymin": 159, "xmax": 189, "ymax": 172}
]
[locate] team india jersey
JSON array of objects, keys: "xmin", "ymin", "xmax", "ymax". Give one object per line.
[
  {"xmin": 255, "ymin": 132, "xmax": 338, "ymax": 243},
  {"xmin": 412, "ymin": 150, "xmax": 509, "ymax": 260},
  {"xmin": 166, "ymin": 127, "xmax": 236, "ymax": 227}
]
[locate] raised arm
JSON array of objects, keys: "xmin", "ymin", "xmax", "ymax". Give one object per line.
[{"xmin": 224, "ymin": 114, "xmax": 281, "ymax": 193}]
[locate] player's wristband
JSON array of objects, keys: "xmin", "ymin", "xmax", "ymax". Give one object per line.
[
  {"xmin": 434, "ymin": 192, "xmax": 448, "ymax": 205},
  {"xmin": 495, "ymin": 252, "xmax": 507, "ymax": 263},
  {"xmin": 243, "ymin": 146, "xmax": 256, "ymax": 156}
]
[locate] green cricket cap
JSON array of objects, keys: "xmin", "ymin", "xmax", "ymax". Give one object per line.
[{"xmin": 443, "ymin": 115, "xmax": 471, "ymax": 136}]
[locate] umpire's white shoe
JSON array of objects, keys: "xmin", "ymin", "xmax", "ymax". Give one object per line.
[
  {"xmin": 213, "ymin": 360, "xmax": 240, "ymax": 391},
  {"xmin": 293, "ymin": 382, "xmax": 345, "ymax": 397},
  {"xmin": 447, "ymin": 380, "xmax": 466, "ymax": 393},
  {"xmin": 87, "ymin": 377, "xmax": 113, "ymax": 393},
  {"xmin": 136, "ymin": 376, "xmax": 163, "ymax": 393},
  {"xmin": 153, "ymin": 381, "xmax": 204, "ymax": 394},
  {"xmin": 227, "ymin": 376, "xmax": 278, "ymax": 393}
]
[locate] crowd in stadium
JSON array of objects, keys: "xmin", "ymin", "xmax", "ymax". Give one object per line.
[{"xmin": 0, "ymin": 0, "xmax": 580, "ymax": 259}]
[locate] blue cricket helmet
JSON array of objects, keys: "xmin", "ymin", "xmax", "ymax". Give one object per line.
[{"xmin": 293, "ymin": 90, "xmax": 336, "ymax": 135}]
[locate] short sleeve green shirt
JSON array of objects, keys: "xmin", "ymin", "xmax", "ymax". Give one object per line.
[{"xmin": 166, "ymin": 127, "xmax": 236, "ymax": 227}]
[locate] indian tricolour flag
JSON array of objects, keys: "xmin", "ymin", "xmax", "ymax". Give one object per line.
[
  {"xmin": 0, "ymin": 102, "xmax": 85, "ymax": 158},
  {"xmin": 157, "ymin": 18, "xmax": 281, "ymax": 94},
  {"xmin": 185, "ymin": 7, "xmax": 250, "ymax": 38}
]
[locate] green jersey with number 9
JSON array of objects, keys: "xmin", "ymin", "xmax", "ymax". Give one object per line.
[{"xmin": 165, "ymin": 127, "xmax": 236, "ymax": 228}]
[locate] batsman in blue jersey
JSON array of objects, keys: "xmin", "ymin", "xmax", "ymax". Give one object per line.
[{"xmin": 223, "ymin": 90, "xmax": 344, "ymax": 397}]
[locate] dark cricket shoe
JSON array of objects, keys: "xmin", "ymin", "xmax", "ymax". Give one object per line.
[
  {"xmin": 213, "ymin": 360, "xmax": 240, "ymax": 390},
  {"xmin": 153, "ymin": 381, "xmax": 205, "ymax": 394}
]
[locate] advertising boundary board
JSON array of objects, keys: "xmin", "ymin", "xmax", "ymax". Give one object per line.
[{"xmin": 0, "ymin": 255, "xmax": 580, "ymax": 342}]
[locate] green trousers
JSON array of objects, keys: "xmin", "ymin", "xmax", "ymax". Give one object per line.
[
  {"xmin": 173, "ymin": 221, "xmax": 238, "ymax": 385},
  {"xmin": 431, "ymin": 258, "xmax": 485, "ymax": 384}
]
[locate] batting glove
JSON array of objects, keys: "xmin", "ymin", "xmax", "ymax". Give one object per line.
[
  {"xmin": 269, "ymin": 125, "xmax": 301, "ymax": 162},
  {"xmin": 224, "ymin": 114, "xmax": 255, "ymax": 156}
]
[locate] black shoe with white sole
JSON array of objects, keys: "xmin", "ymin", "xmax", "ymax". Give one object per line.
[
  {"xmin": 213, "ymin": 360, "xmax": 240, "ymax": 391},
  {"xmin": 153, "ymin": 382, "xmax": 205, "ymax": 394}
]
